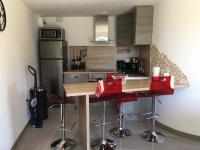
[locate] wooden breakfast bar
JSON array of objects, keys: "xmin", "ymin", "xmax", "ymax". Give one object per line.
[
  {"xmin": 63, "ymin": 79, "xmax": 152, "ymax": 150},
  {"xmin": 63, "ymin": 79, "xmax": 185, "ymax": 150}
]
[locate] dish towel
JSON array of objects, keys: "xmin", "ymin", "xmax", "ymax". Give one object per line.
[{"xmin": 96, "ymin": 80, "xmax": 104, "ymax": 97}]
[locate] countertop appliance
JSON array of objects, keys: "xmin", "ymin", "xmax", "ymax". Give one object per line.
[
  {"xmin": 39, "ymin": 27, "xmax": 65, "ymax": 41},
  {"xmin": 116, "ymin": 60, "xmax": 125, "ymax": 72},
  {"xmin": 116, "ymin": 57, "xmax": 142, "ymax": 75},
  {"xmin": 39, "ymin": 39, "xmax": 68, "ymax": 97},
  {"xmin": 127, "ymin": 57, "xmax": 140, "ymax": 75}
]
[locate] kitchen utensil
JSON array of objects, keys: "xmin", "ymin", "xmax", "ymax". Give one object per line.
[
  {"xmin": 75, "ymin": 49, "xmax": 80, "ymax": 69},
  {"xmin": 71, "ymin": 48, "xmax": 78, "ymax": 70},
  {"xmin": 79, "ymin": 49, "xmax": 81, "ymax": 61},
  {"xmin": 116, "ymin": 60, "xmax": 125, "ymax": 72},
  {"xmin": 82, "ymin": 48, "xmax": 87, "ymax": 57},
  {"xmin": 76, "ymin": 49, "xmax": 79, "ymax": 62},
  {"xmin": 71, "ymin": 63, "xmax": 78, "ymax": 70},
  {"xmin": 72, "ymin": 48, "xmax": 75, "ymax": 62},
  {"xmin": 80, "ymin": 49, "xmax": 83, "ymax": 57},
  {"xmin": 79, "ymin": 62, "xmax": 86, "ymax": 70}
]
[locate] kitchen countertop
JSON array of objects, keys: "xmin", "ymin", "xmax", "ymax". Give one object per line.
[
  {"xmin": 64, "ymin": 80, "xmax": 151, "ymax": 97},
  {"xmin": 125, "ymin": 75, "xmax": 150, "ymax": 80},
  {"xmin": 64, "ymin": 70, "xmax": 148, "ymax": 77},
  {"xmin": 64, "ymin": 69, "xmax": 118, "ymax": 74},
  {"xmin": 63, "ymin": 79, "xmax": 187, "ymax": 97}
]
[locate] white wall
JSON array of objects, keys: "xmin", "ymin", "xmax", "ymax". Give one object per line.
[
  {"xmin": 39, "ymin": 17, "xmax": 116, "ymax": 46},
  {"xmin": 0, "ymin": 0, "xmax": 38, "ymax": 149},
  {"xmin": 153, "ymin": 0, "xmax": 200, "ymax": 136}
]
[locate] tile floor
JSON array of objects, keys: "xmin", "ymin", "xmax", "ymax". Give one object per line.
[{"xmin": 14, "ymin": 105, "xmax": 200, "ymax": 150}]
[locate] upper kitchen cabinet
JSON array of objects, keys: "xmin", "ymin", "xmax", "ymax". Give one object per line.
[
  {"xmin": 117, "ymin": 6, "xmax": 154, "ymax": 46},
  {"xmin": 133, "ymin": 6, "xmax": 153, "ymax": 45},
  {"xmin": 116, "ymin": 13, "xmax": 133, "ymax": 46}
]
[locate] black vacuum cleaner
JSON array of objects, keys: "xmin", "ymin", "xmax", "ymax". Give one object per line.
[{"xmin": 28, "ymin": 65, "xmax": 48, "ymax": 128}]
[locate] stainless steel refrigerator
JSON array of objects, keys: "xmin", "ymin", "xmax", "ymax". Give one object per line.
[{"xmin": 39, "ymin": 40, "xmax": 68, "ymax": 97}]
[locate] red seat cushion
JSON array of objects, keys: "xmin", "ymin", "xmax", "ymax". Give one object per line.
[
  {"xmin": 90, "ymin": 73, "xmax": 123, "ymax": 103},
  {"xmin": 96, "ymin": 79, "xmax": 122, "ymax": 97},
  {"xmin": 89, "ymin": 93, "xmax": 122, "ymax": 103},
  {"xmin": 136, "ymin": 91, "xmax": 151, "ymax": 97},
  {"xmin": 137, "ymin": 76, "xmax": 174, "ymax": 98},
  {"xmin": 115, "ymin": 92, "xmax": 138, "ymax": 109},
  {"xmin": 91, "ymin": 73, "xmax": 138, "ymax": 108}
]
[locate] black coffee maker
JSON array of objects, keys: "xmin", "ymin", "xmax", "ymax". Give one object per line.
[
  {"xmin": 129, "ymin": 57, "xmax": 140, "ymax": 74},
  {"xmin": 116, "ymin": 60, "xmax": 126, "ymax": 72},
  {"xmin": 116, "ymin": 57, "xmax": 140, "ymax": 75}
]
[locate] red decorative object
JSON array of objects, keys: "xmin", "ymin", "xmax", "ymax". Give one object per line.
[
  {"xmin": 104, "ymin": 73, "xmax": 137, "ymax": 109},
  {"xmin": 96, "ymin": 78, "xmax": 122, "ymax": 97},
  {"xmin": 90, "ymin": 76, "xmax": 122, "ymax": 103},
  {"xmin": 106, "ymin": 73, "xmax": 114, "ymax": 80},
  {"xmin": 150, "ymin": 76, "xmax": 174, "ymax": 96},
  {"xmin": 107, "ymin": 73, "xmax": 137, "ymax": 138},
  {"xmin": 137, "ymin": 76, "xmax": 174, "ymax": 98}
]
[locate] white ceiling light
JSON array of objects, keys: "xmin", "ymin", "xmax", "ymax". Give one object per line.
[{"xmin": 100, "ymin": 11, "xmax": 108, "ymax": 15}]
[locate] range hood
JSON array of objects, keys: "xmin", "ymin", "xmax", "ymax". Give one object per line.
[{"xmin": 92, "ymin": 15, "xmax": 112, "ymax": 43}]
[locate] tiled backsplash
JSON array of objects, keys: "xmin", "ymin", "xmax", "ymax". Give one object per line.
[
  {"xmin": 68, "ymin": 45, "xmax": 189, "ymax": 86},
  {"xmin": 150, "ymin": 45, "xmax": 189, "ymax": 86},
  {"xmin": 69, "ymin": 46, "xmax": 139, "ymax": 70}
]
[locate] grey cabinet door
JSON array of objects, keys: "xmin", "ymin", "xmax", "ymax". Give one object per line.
[
  {"xmin": 40, "ymin": 41, "xmax": 63, "ymax": 59},
  {"xmin": 40, "ymin": 60, "xmax": 64, "ymax": 97},
  {"xmin": 117, "ymin": 13, "xmax": 133, "ymax": 46},
  {"xmin": 64, "ymin": 73, "xmax": 89, "ymax": 83},
  {"xmin": 134, "ymin": 6, "xmax": 153, "ymax": 45},
  {"xmin": 116, "ymin": 6, "xmax": 153, "ymax": 46}
]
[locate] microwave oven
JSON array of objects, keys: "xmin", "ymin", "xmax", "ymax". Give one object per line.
[{"xmin": 39, "ymin": 27, "xmax": 65, "ymax": 40}]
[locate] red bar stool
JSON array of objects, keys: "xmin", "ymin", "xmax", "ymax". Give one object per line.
[
  {"xmin": 140, "ymin": 76, "xmax": 174, "ymax": 143},
  {"xmin": 90, "ymin": 78, "xmax": 122, "ymax": 150},
  {"xmin": 49, "ymin": 94, "xmax": 77, "ymax": 149},
  {"xmin": 110, "ymin": 92, "xmax": 137, "ymax": 138},
  {"xmin": 106, "ymin": 73, "xmax": 138, "ymax": 138}
]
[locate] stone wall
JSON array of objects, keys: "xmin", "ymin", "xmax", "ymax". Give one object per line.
[{"xmin": 150, "ymin": 45, "xmax": 189, "ymax": 86}]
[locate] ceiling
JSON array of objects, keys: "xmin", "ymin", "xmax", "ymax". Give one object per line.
[{"xmin": 22, "ymin": 0, "xmax": 159, "ymax": 17}]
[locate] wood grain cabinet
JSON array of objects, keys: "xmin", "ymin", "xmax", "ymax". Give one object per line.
[
  {"xmin": 116, "ymin": 13, "xmax": 133, "ymax": 46},
  {"xmin": 117, "ymin": 6, "xmax": 153, "ymax": 46}
]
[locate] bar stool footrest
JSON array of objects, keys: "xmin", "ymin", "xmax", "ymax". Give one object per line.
[
  {"xmin": 126, "ymin": 113, "xmax": 146, "ymax": 121},
  {"xmin": 91, "ymin": 138, "xmax": 116, "ymax": 150},
  {"xmin": 142, "ymin": 112, "xmax": 152, "ymax": 116},
  {"xmin": 140, "ymin": 130, "xmax": 165, "ymax": 143},
  {"xmin": 95, "ymin": 122, "xmax": 112, "ymax": 127},
  {"xmin": 51, "ymin": 138, "xmax": 77, "ymax": 149},
  {"xmin": 109, "ymin": 127, "xmax": 132, "ymax": 138}
]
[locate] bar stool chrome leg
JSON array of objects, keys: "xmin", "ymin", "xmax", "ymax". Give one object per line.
[
  {"xmin": 91, "ymin": 101, "xmax": 116, "ymax": 150},
  {"xmin": 51, "ymin": 104, "xmax": 77, "ymax": 149},
  {"xmin": 140, "ymin": 96, "xmax": 165, "ymax": 143},
  {"xmin": 109, "ymin": 104, "xmax": 132, "ymax": 138}
]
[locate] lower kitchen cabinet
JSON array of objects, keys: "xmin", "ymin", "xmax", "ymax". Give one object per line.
[{"xmin": 64, "ymin": 73, "xmax": 89, "ymax": 83}]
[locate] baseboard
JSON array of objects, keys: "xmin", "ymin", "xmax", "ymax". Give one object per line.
[
  {"xmin": 11, "ymin": 120, "xmax": 30, "ymax": 150},
  {"xmin": 157, "ymin": 121, "xmax": 200, "ymax": 141}
]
